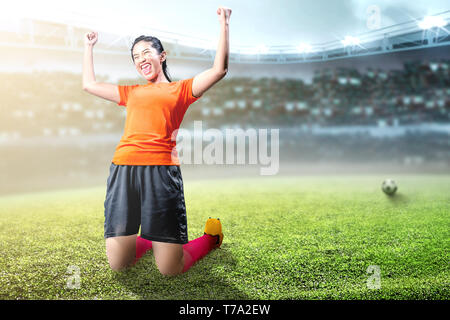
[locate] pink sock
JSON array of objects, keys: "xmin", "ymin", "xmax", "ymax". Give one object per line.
[
  {"xmin": 135, "ymin": 235, "xmax": 153, "ymax": 262},
  {"xmin": 182, "ymin": 234, "xmax": 217, "ymax": 273}
]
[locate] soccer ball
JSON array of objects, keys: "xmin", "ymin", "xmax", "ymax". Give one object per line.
[{"xmin": 382, "ymin": 179, "xmax": 397, "ymax": 195}]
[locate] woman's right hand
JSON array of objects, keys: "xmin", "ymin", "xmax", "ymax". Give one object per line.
[{"xmin": 84, "ymin": 31, "xmax": 98, "ymax": 47}]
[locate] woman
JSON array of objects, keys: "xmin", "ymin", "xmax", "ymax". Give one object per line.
[{"xmin": 82, "ymin": 7, "xmax": 231, "ymax": 275}]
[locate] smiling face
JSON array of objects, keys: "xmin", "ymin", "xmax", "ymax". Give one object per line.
[{"xmin": 132, "ymin": 41, "xmax": 167, "ymax": 82}]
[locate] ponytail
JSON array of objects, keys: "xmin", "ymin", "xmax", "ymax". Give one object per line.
[{"xmin": 162, "ymin": 60, "xmax": 172, "ymax": 83}]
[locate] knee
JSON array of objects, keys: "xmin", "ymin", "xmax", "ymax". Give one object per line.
[
  {"xmin": 156, "ymin": 260, "xmax": 183, "ymax": 276},
  {"xmin": 107, "ymin": 255, "xmax": 134, "ymax": 271},
  {"xmin": 109, "ymin": 261, "xmax": 129, "ymax": 271},
  {"xmin": 105, "ymin": 235, "xmax": 137, "ymax": 271}
]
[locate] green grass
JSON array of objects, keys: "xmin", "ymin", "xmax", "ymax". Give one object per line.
[{"xmin": 0, "ymin": 174, "xmax": 449, "ymax": 300}]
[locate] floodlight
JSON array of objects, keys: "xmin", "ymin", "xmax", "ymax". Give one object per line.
[
  {"xmin": 418, "ymin": 16, "xmax": 447, "ymax": 30},
  {"xmin": 341, "ymin": 36, "xmax": 360, "ymax": 46},
  {"xmin": 296, "ymin": 43, "xmax": 312, "ymax": 53}
]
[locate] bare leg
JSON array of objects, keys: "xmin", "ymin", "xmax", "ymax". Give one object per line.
[
  {"xmin": 105, "ymin": 234, "xmax": 137, "ymax": 271},
  {"xmin": 152, "ymin": 241, "xmax": 185, "ymax": 276}
]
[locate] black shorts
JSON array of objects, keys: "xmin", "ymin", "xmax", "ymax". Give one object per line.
[{"xmin": 103, "ymin": 163, "xmax": 188, "ymax": 244}]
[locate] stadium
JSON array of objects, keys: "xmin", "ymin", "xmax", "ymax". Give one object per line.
[{"xmin": 0, "ymin": 1, "xmax": 449, "ymax": 303}]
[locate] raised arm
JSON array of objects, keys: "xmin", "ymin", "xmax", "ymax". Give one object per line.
[
  {"xmin": 82, "ymin": 31, "xmax": 120, "ymax": 104},
  {"xmin": 192, "ymin": 7, "xmax": 232, "ymax": 98}
]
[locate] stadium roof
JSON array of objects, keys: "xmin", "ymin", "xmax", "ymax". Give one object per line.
[{"xmin": 0, "ymin": 1, "xmax": 449, "ymax": 64}]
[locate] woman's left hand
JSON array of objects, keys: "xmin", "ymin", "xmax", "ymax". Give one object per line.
[{"xmin": 217, "ymin": 6, "xmax": 232, "ymax": 26}]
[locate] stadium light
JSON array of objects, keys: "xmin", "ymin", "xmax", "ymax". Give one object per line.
[
  {"xmin": 418, "ymin": 16, "xmax": 447, "ymax": 30},
  {"xmin": 341, "ymin": 36, "xmax": 361, "ymax": 46},
  {"xmin": 296, "ymin": 43, "xmax": 312, "ymax": 53}
]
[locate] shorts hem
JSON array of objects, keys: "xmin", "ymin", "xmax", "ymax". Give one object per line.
[
  {"xmin": 112, "ymin": 161, "xmax": 181, "ymax": 167},
  {"xmin": 140, "ymin": 233, "xmax": 188, "ymax": 245},
  {"xmin": 104, "ymin": 232, "xmax": 138, "ymax": 239}
]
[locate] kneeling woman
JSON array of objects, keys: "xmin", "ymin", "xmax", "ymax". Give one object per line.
[{"xmin": 82, "ymin": 7, "xmax": 231, "ymax": 275}]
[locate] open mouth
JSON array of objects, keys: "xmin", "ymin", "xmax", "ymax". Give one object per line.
[{"xmin": 141, "ymin": 63, "xmax": 151, "ymax": 75}]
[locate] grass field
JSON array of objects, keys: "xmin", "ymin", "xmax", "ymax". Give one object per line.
[{"xmin": 0, "ymin": 174, "xmax": 449, "ymax": 300}]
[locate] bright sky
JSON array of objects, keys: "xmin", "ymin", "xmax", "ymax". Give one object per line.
[{"xmin": 2, "ymin": 0, "xmax": 449, "ymax": 47}]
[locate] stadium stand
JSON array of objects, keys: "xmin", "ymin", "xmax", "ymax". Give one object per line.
[
  {"xmin": 0, "ymin": 60, "xmax": 449, "ymax": 194},
  {"xmin": 0, "ymin": 60, "xmax": 448, "ymax": 135}
]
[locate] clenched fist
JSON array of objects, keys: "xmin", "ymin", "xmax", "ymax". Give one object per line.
[
  {"xmin": 217, "ymin": 6, "xmax": 232, "ymax": 26},
  {"xmin": 84, "ymin": 31, "xmax": 98, "ymax": 47}
]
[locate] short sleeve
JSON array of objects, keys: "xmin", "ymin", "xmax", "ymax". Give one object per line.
[
  {"xmin": 178, "ymin": 77, "xmax": 201, "ymax": 108},
  {"xmin": 117, "ymin": 85, "xmax": 139, "ymax": 106}
]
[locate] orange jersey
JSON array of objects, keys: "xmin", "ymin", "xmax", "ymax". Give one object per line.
[{"xmin": 113, "ymin": 77, "xmax": 200, "ymax": 165}]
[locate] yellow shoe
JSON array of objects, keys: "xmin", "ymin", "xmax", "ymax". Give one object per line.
[{"xmin": 204, "ymin": 217, "xmax": 224, "ymax": 248}]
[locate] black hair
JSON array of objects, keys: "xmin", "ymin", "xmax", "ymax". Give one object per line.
[{"xmin": 131, "ymin": 35, "xmax": 172, "ymax": 82}]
